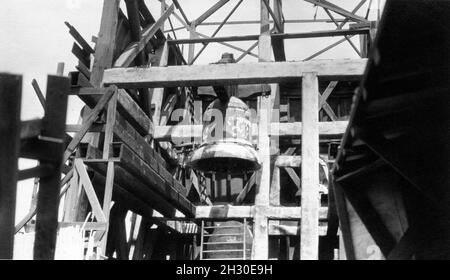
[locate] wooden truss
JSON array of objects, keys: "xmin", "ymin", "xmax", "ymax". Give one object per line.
[{"xmin": 1, "ymin": 0, "xmax": 380, "ymax": 260}]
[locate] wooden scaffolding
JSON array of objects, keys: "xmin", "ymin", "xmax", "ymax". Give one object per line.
[{"xmin": 1, "ymin": 0, "xmax": 381, "ymax": 259}]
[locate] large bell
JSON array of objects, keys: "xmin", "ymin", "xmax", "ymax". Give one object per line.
[
  {"xmin": 188, "ymin": 95, "xmax": 260, "ymax": 173},
  {"xmin": 188, "ymin": 53, "xmax": 260, "ymax": 173}
]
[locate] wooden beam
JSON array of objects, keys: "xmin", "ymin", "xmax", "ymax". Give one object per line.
[
  {"xmin": 90, "ymin": 0, "xmax": 120, "ymax": 87},
  {"xmin": 271, "ymin": 0, "xmax": 285, "ymax": 61},
  {"xmin": 114, "ymin": 4, "xmax": 174, "ymax": 67},
  {"xmin": 195, "ymin": 32, "xmax": 259, "ymax": 59},
  {"xmin": 340, "ymin": 182, "xmax": 396, "ymax": 257},
  {"xmin": 275, "ymin": 155, "xmax": 301, "ymax": 167},
  {"xmin": 194, "ymin": 0, "xmax": 231, "ymax": 26},
  {"xmin": 195, "ymin": 205, "xmax": 328, "ymax": 220},
  {"xmin": 190, "ymin": 0, "xmax": 244, "ymax": 64},
  {"xmin": 252, "ymin": 1, "xmax": 271, "ymax": 260},
  {"xmin": 31, "ymin": 79, "xmax": 46, "ymax": 108},
  {"xmin": 117, "ymin": 89, "xmax": 154, "ymax": 136},
  {"xmin": 153, "ymin": 121, "xmax": 348, "ymax": 142},
  {"xmin": 330, "ymin": 179, "xmax": 356, "ymax": 259},
  {"xmin": 65, "ymin": 21, "xmax": 95, "ymax": 54},
  {"xmin": 74, "ymin": 159, "xmax": 107, "ymax": 223},
  {"xmin": 150, "ymin": 42, "xmax": 169, "ymax": 124},
  {"xmin": 268, "ymin": 221, "xmax": 328, "ymax": 236},
  {"xmin": 0, "ymin": 73, "xmax": 22, "ymax": 259},
  {"xmin": 235, "ymin": 172, "xmax": 257, "ymax": 205},
  {"xmin": 63, "ymin": 87, "xmax": 115, "ymax": 163},
  {"xmin": 304, "ymin": 0, "xmax": 369, "ymax": 23},
  {"xmin": 34, "ymin": 75, "xmax": 69, "ymax": 260},
  {"xmin": 300, "ymin": 72, "xmax": 320, "ymax": 260},
  {"xmin": 103, "ymin": 59, "xmax": 367, "ymax": 88},
  {"xmin": 15, "ymin": 171, "xmax": 73, "ymax": 234},
  {"xmin": 169, "ymin": 28, "xmax": 369, "ymax": 44}
]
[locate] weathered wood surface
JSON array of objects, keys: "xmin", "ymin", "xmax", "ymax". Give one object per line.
[
  {"xmin": 103, "ymin": 59, "xmax": 367, "ymax": 88},
  {"xmin": 34, "ymin": 75, "xmax": 69, "ymax": 260},
  {"xmin": 300, "ymin": 72, "xmax": 320, "ymax": 260},
  {"xmin": 0, "ymin": 74, "xmax": 22, "ymax": 259},
  {"xmin": 153, "ymin": 121, "xmax": 348, "ymax": 142}
]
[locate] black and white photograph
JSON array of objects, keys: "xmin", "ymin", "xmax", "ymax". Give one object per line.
[{"xmin": 0, "ymin": 0, "xmax": 449, "ymax": 266}]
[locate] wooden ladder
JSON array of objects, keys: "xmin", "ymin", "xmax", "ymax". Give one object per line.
[{"xmin": 200, "ymin": 218, "xmax": 249, "ymax": 260}]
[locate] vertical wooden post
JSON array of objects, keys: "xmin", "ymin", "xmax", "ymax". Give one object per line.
[
  {"xmin": 100, "ymin": 88, "xmax": 118, "ymax": 255},
  {"xmin": 0, "ymin": 74, "xmax": 22, "ymax": 259},
  {"xmin": 34, "ymin": 75, "xmax": 69, "ymax": 259},
  {"xmin": 300, "ymin": 72, "xmax": 320, "ymax": 260},
  {"xmin": 91, "ymin": 0, "xmax": 120, "ymax": 87},
  {"xmin": 188, "ymin": 22, "xmax": 196, "ymax": 64},
  {"xmin": 76, "ymin": 0, "xmax": 120, "ymax": 222},
  {"xmin": 56, "ymin": 62, "xmax": 65, "ymax": 76},
  {"xmin": 150, "ymin": 41, "xmax": 169, "ymax": 125},
  {"xmin": 63, "ymin": 167, "xmax": 79, "ymax": 222},
  {"xmin": 252, "ymin": 0, "xmax": 271, "ymax": 260}
]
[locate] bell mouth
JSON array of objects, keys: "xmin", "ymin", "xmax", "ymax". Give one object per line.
[{"xmin": 187, "ymin": 142, "xmax": 261, "ymax": 173}]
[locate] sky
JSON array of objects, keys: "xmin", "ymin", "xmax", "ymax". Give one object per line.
[{"xmin": 0, "ymin": 0, "xmax": 383, "ymax": 228}]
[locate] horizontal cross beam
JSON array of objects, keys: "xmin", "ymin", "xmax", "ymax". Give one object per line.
[
  {"xmin": 153, "ymin": 121, "xmax": 348, "ymax": 142},
  {"xmin": 168, "ymin": 28, "xmax": 369, "ymax": 44},
  {"xmin": 103, "ymin": 59, "xmax": 367, "ymax": 88},
  {"xmin": 195, "ymin": 205, "xmax": 328, "ymax": 220}
]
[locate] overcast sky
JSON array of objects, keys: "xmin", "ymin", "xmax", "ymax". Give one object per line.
[{"xmin": 0, "ymin": 0, "xmax": 383, "ymax": 225}]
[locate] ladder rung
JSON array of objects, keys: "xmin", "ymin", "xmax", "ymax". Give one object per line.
[
  {"xmin": 203, "ymin": 241, "xmax": 243, "ymax": 245},
  {"xmin": 203, "ymin": 257, "xmax": 244, "ymax": 260},
  {"xmin": 203, "ymin": 233, "xmax": 244, "ymax": 237},
  {"xmin": 203, "ymin": 249, "xmax": 244, "ymax": 253},
  {"xmin": 203, "ymin": 225, "xmax": 244, "ymax": 229}
]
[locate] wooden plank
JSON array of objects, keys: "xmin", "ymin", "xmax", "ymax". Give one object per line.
[
  {"xmin": 86, "ymin": 160, "xmax": 177, "ymax": 218},
  {"xmin": 113, "ymin": 4, "xmax": 174, "ymax": 67},
  {"xmin": 330, "ymin": 180, "xmax": 356, "ymax": 259},
  {"xmin": 34, "ymin": 75, "xmax": 69, "ymax": 260},
  {"xmin": 300, "ymin": 72, "xmax": 320, "ymax": 260},
  {"xmin": 74, "ymin": 159, "xmax": 107, "ymax": 223},
  {"xmin": 252, "ymin": 1, "xmax": 271, "ymax": 260},
  {"xmin": 194, "ymin": 0, "xmax": 231, "ymax": 26},
  {"xmin": 304, "ymin": 0, "xmax": 369, "ymax": 23},
  {"xmin": 65, "ymin": 21, "xmax": 95, "ymax": 54},
  {"xmin": 169, "ymin": 28, "xmax": 369, "ymax": 44},
  {"xmin": 196, "ymin": 205, "xmax": 254, "ymax": 219},
  {"xmin": 188, "ymin": 22, "xmax": 196, "ymax": 64},
  {"xmin": 153, "ymin": 121, "xmax": 348, "ymax": 141},
  {"xmin": 20, "ymin": 119, "xmax": 42, "ymax": 140},
  {"xmin": 271, "ymin": 0, "xmax": 285, "ymax": 61},
  {"xmin": 235, "ymin": 172, "xmax": 257, "ymax": 205},
  {"xmin": 90, "ymin": 0, "xmax": 120, "ymax": 87},
  {"xmin": 115, "ymin": 144, "xmax": 194, "ymax": 216},
  {"xmin": 272, "ymin": 121, "xmax": 348, "ymax": 137},
  {"xmin": 72, "ymin": 43, "xmax": 90, "ymax": 68},
  {"xmin": 103, "ymin": 59, "xmax": 367, "ymax": 88},
  {"xmin": 117, "ymin": 89, "xmax": 154, "ymax": 135},
  {"xmin": 0, "ymin": 73, "xmax": 22, "ymax": 259},
  {"xmin": 18, "ymin": 165, "xmax": 53, "ymax": 181},
  {"xmin": 269, "ymin": 222, "xmax": 328, "ymax": 236},
  {"xmin": 113, "ymin": 116, "xmax": 184, "ymax": 195},
  {"xmin": 341, "ymin": 182, "xmax": 396, "ymax": 257},
  {"xmin": 150, "ymin": 41, "xmax": 169, "ymax": 124},
  {"xmin": 63, "ymin": 87, "xmax": 115, "ymax": 163},
  {"xmin": 285, "ymin": 167, "xmax": 301, "ymax": 189},
  {"xmin": 103, "ymin": 91, "xmax": 118, "ymax": 159},
  {"xmin": 31, "ymin": 79, "xmax": 46, "ymax": 108},
  {"xmin": 15, "ymin": 170, "xmax": 73, "ymax": 234},
  {"xmin": 63, "ymin": 166, "xmax": 79, "ymax": 222},
  {"xmin": 194, "ymin": 205, "xmax": 328, "ymax": 220},
  {"xmin": 275, "ymin": 155, "xmax": 301, "ymax": 167}
]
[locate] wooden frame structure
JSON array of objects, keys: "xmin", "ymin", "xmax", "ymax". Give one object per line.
[{"xmin": 3, "ymin": 0, "xmax": 381, "ymax": 259}]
